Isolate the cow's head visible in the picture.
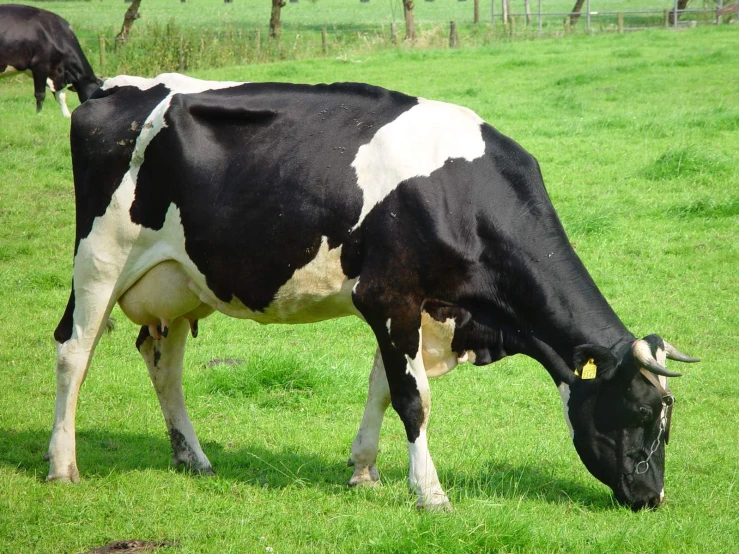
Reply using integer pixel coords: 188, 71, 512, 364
564, 335, 697, 510
420, 303, 698, 510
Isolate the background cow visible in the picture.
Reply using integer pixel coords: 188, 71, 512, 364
0, 4, 101, 117
48, 73, 698, 511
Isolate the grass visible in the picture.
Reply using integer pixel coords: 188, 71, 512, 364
0, 25, 738, 554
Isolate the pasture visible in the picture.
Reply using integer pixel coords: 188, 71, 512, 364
0, 24, 738, 554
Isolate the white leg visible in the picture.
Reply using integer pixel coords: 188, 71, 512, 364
48, 291, 114, 482
405, 352, 449, 510
138, 319, 213, 474
55, 89, 71, 118
349, 348, 390, 487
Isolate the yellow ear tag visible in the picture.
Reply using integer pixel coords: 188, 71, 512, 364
580, 358, 597, 380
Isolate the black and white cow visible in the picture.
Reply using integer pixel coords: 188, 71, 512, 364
49, 73, 698, 511
0, 4, 101, 117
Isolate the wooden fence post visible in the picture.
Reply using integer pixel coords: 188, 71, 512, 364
474, 0, 479, 23
617, 11, 624, 32
178, 35, 185, 71
98, 35, 106, 74
449, 20, 457, 47
663, 9, 669, 26
390, 21, 397, 44
255, 28, 261, 61
321, 27, 328, 54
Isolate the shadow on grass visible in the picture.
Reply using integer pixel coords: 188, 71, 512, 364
0, 427, 616, 510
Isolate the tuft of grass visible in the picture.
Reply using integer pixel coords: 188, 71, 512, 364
201, 352, 324, 408
642, 148, 733, 181
665, 197, 739, 220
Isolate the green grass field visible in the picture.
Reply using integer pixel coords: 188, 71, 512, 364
0, 24, 737, 554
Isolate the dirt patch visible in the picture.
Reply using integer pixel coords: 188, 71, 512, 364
84, 540, 176, 553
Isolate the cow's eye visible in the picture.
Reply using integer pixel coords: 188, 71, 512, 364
639, 406, 653, 420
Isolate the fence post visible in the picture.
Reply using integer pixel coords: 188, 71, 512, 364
449, 20, 457, 47
491, 0, 495, 27
586, 0, 591, 33
673, 0, 678, 28
564, 15, 571, 32
538, 0, 542, 32
509, 13, 515, 36
321, 27, 328, 54
179, 35, 185, 71
98, 35, 106, 74
663, 9, 669, 27
391, 21, 397, 44
617, 11, 624, 32
255, 28, 261, 61
716, 0, 723, 23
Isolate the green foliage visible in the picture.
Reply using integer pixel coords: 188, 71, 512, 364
0, 25, 737, 554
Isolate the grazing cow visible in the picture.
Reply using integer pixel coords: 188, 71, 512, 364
0, 4, 101, 117
48, 73, 698, 511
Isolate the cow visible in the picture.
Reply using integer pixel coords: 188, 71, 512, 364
47, 73, 699, 511
0, 4, 101, 117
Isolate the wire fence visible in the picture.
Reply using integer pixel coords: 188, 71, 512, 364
63, 0, 735, 76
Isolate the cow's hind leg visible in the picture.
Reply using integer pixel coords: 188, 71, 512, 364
348, 348, 390, 487
136, 321, 214, 475
48, 287, 116, 482
31, 65, 50, 113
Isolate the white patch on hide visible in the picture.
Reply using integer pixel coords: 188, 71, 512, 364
101, 72, 244, 93
558, 382, 574, 440
420, 312, 458, 378
196, 236, 360, 324
351, 97, 486, 230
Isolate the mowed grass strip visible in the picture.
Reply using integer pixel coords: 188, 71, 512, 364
0, 27, 737, 554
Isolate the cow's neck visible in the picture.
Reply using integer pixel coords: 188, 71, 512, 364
488, 208, 634, 384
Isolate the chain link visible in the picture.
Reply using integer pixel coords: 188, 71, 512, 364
635, 394, 674, 475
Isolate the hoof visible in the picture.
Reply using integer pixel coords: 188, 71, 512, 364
348, 464, 380, 487
47, 463, 80, 484
416, 496, 452, 512
194, 466, 216, 477
174, 458, 215, 477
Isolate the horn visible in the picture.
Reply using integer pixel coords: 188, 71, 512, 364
632, 340, 683, 378
664, 340, 700, 363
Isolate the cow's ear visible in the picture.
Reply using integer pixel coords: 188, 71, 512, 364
573, 345, 618, 381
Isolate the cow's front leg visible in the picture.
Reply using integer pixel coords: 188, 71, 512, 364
375, 320, 449, 510
349, 348, 390, 487
137, 321, 214, 475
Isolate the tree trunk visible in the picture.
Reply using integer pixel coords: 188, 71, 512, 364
474, 0, 480, 23
524, 0, 532, 25
115, 0, 142, 46
270, 0, 287, 39
669, 0, 691, 21
403, 0, 415, 41
568, 0, 586, 25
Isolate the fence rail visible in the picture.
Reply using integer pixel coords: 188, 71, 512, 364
63, 3, 734, 76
